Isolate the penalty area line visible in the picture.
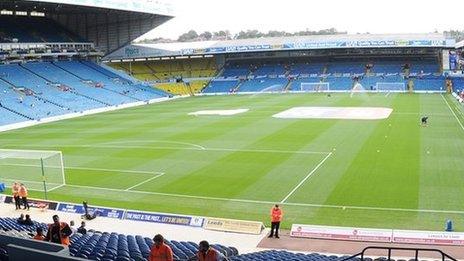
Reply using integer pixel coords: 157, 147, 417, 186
124, 173, 165, 191
280, 152, 333, 203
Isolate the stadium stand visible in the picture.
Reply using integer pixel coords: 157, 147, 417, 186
203, 79, 240, 93
326, 62, 366, 75
290, 62, 325, 75
0, 217, 238, 261
238, 77, 289, 92
111, 58, 216, 81
0, 61, 168, 126
200, 58, 446, 93
110, 58, 215, 95
0, 16, 85, 43
155, 80, 208, 95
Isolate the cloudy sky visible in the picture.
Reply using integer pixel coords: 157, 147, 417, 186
142, 0, 463, 40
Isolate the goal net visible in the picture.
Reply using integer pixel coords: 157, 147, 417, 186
300, 82, 330, 92
0, 149, 65, 192
376, 82, 406, 92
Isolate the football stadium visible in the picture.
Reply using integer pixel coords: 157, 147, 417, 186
1, 0, 464, 260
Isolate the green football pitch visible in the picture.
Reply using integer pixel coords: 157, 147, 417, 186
2, 93, 464, 231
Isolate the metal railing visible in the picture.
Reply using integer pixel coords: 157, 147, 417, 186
340, 246, 457, 261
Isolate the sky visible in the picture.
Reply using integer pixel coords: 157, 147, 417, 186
142, 0, 463, 40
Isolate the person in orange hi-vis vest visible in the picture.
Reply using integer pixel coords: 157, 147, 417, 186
268, 204, 283, 239
45, 215, 72, 246
18, 183, 29, 210
12, 182, 21, 210
33, 227, 45, 241
149, 234, 173, 261
190, 240, 226, 261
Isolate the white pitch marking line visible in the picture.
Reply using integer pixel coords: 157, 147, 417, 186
48, 184, 66, 192
124, 173, 165, 191
4, 144, 330, 155
103, 140, 206, 150
53, 183, 464, 215
385, 92, 391, 97
67, 166, 164, 175
0, 163, 162, 175
441, 94, 464, 132
1, 178, 62, 186
280, 152, 333, 203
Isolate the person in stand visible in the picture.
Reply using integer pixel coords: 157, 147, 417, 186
268, 204, 283, 239
77, 221, 87, 235
19, 183, 29, 210
149, 234, 173, 261
190, 240, 226, 261
33, 227, 45, 241
45, 215, 72, 246
12, 182, 21, 210
17, 214, 25, 225
24, 214, 33, 226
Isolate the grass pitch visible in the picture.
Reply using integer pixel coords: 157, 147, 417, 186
2, 93, 464, 231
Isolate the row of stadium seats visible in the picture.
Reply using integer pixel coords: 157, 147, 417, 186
230, 250, 346, 261
203, 75, 445, 93
111, 58, 217, 81
0, 60, 168, 126
219, 60, 441, 79
0, 15, 85, 43
0, 217, 238, 261
154, 80, 208, 95
69, 232, 238, 261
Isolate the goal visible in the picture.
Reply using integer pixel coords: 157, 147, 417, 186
375, 82, 406, 92
300, 82, 330, 92
0, 149, 65, 194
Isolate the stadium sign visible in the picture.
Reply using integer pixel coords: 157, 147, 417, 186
197, 40, 450, 55
290, 224, 393, 243
291, 224, 464, 246
4, 196, 59, 211
393, 230, 464, 246
57, 203, 125, 219
124, 210, 204, 227
203, 217, 265, 235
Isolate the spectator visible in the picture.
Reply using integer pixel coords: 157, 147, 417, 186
33, 227, 45, 241
12, 182, 21, 210
24, 214, 33, 226
191, 240, 226, 261
69, 220, 77, 234
45, 215, 72, 246
19, 183, 29, 210
268, 204, 283, 239
17, 214, 25, 225
77, 221, 87, 235
149, 234, 173, 261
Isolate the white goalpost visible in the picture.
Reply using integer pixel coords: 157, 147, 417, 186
375, 82, 406, 92
300, 82, 330, 92
0, 149, 65, 197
